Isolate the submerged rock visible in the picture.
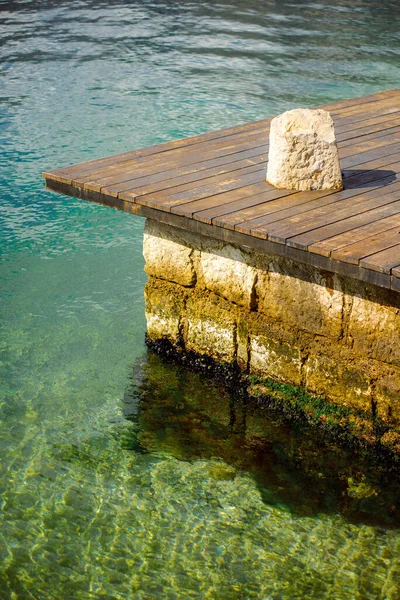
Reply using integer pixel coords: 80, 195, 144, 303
266, 108, 343, 191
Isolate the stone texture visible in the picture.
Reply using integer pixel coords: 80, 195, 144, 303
144, 278, 187, 344
304, 339, 373, 413
143, 219, 196, 286
256, 260, 344, 339
266, 108, 343, 191
249, 319, 307, 387
200, 245, 257, 308
347, 293, 400, 366
373, 366, 400, 421
186, 291, 237, 362
250, 335, 303, 387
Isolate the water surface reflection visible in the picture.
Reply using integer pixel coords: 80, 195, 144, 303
124, 352, 400, 529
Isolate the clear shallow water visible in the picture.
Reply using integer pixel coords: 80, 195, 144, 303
1, 0, 400, 597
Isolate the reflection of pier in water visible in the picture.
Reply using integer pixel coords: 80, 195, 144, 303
123, 352, 400, 529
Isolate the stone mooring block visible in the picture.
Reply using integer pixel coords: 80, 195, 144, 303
266, 108, 343, 191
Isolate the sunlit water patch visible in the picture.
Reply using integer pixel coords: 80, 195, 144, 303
1, 0, 400, 597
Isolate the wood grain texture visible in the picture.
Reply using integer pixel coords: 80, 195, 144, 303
231, 168, 400, 239
256, 178, 400, 247
359, 243, 400, 274
43, 89, 400, 292
331, 225, 400, 264
198, 155, 400, 233
292, 194, 400, 255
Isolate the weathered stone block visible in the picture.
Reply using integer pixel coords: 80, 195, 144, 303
199, 245, 257, 308
257, 260, 344, 339
143, 219, 196, 286
249, 319, 306, 387
266, 108, 343, 191
144, 278, 187, 344
304, 340, 373, 413
373, 366, 400, 421
250, 335, 303, 386
186, 291, 237, 362
347, 294, 400, 366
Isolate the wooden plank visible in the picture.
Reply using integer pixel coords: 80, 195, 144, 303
340, 145, 400, 173
210, 189, 321, 229
290, 194, 400, 255
74, 127, 268, 188
44, 91, 399, 187
328, 93, 399, 118
173, 185, 291, 221
42, 118, 269, 183
331, 225, 400, 264
78, 148, 260, 194
229, 167, 400, 237
259, 174, 400, 246
118, 154, 265, 198
245, 184, 400, 245
330, 103, 399, 128
338, 132, 400, 161
179, 147, 400, 227
339, 139, 400, 169
245, 173, 400, 243
332, 100, 400, 128
127, 165, 266, 210
248, 194, 400, 248
91, 146, 267, 198
359, 243, 400, 274
191, 166, 399, 230
315, 214, 400, 258
319, 89, 398, 112
338, 123, 400, 147
335, 113, 400, 138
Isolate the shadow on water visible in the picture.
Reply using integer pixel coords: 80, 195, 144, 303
122, 351, 400, 529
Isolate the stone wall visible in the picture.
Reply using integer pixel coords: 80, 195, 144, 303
143, 218, 400, 423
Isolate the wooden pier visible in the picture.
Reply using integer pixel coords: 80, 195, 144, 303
43, 89, 400, 292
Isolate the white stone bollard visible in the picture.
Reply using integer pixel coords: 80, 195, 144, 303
266, 108, 343, 191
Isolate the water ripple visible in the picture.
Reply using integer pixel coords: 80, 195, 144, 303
1, 1, 400, 597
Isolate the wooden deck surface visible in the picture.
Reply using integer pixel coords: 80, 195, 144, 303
43, 89, 400, 292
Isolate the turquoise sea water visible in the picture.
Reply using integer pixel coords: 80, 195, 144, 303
1, 1, 400, 597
